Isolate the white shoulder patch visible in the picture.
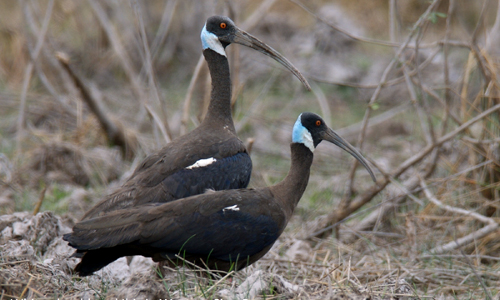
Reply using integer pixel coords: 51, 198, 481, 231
201, 24, 226, 57
186, 157, 217, 169
222, 205, 240, 212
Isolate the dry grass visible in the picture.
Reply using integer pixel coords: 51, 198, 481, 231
1, 0, 500, 299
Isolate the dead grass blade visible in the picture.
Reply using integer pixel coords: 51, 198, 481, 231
17, 276, 32, 299
87, 0, 170, 144
181, 55, 206, 135
32, 185, 47, 216
458, 245, 494, 300
150, 0, 178, 61
16, 0, 54, 156
132, 0, 172, 142
310, 82, 332, 125
87, 0, 143, 102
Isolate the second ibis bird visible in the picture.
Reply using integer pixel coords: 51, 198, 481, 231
81, 16, 310, 220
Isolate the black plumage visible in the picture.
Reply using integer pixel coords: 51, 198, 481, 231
80, 16, 309, 220
64, 112, 376, 276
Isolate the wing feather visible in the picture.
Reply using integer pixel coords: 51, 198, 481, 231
65, 189, 284, 261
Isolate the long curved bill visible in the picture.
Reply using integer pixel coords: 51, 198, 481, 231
232, 28, 311, 91
320, 127, 377, 182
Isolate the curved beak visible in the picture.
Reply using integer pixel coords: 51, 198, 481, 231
228, 28, 311, 91
320, 128, 376, 182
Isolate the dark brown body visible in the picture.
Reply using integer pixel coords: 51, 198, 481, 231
64, 144, 312, 276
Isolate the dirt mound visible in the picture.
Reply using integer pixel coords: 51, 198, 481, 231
0, 212, 148, 298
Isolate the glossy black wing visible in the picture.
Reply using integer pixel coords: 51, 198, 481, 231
147, 207, 280, 261
65, 189, 284, 267
81, 134, 251, 219
160, 152, 252, 200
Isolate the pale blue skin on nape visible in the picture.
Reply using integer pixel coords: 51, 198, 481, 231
201, 24, 226, 57
292, 114, 315, 152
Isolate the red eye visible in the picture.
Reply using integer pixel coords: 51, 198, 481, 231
220, 22, 227, 29
315, 120, 321, 126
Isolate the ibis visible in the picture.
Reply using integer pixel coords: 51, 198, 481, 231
80, 16, 310, 220
64, 112, 376, 276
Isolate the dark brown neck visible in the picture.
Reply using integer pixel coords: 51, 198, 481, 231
201, 49, 235, 131
270, 143, 313, 219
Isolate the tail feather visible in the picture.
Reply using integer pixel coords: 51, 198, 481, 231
74, 248, 130, 276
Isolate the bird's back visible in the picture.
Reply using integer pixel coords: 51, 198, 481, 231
81, 126, 251, 220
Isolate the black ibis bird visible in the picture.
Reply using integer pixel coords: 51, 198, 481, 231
80, 16, 310, 220
64, 112, 376, 276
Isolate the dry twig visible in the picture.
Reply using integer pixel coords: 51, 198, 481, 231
344, 0, 442, 196
55, 52, 138, 160
420, 178, 499, 254
88, 0, 170, 144
309, 102, 500, 239
290, 0, 469, 50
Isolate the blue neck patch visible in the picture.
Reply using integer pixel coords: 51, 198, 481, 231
201, 24, 226, 57
292, 114, 314, 152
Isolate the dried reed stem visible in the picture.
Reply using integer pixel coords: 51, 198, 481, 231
55, 52, 137, 160
23, 2, 75, 112
132, 0, 172, 142
403, 66, 433, 145
88, 0, 170, 144
180, 55, 206, 135
441, 0, 455, 137
150, 0, 178, 61
33, 185, 47, 216
16, 0, 54, 156
393, 103, 500, 178
310, 82, 332, 125
87, 0, 143, 102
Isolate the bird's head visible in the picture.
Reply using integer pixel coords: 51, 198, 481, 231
292, 112, 376, 182
201, 16, 311, 90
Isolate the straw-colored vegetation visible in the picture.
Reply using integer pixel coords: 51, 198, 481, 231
1, 0, 500, 299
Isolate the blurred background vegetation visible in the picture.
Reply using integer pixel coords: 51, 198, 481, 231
1, 0, 500, 298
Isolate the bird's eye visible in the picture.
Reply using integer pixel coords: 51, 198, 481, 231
315, 120, 321, 126
220, 22, 227, 29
